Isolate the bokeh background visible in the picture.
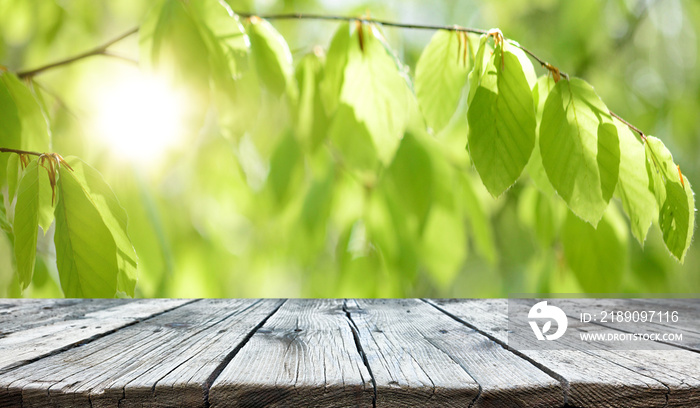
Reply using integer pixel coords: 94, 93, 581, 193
0, 0, 698, 297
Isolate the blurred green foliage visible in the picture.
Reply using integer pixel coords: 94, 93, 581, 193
0, 0, 698, 298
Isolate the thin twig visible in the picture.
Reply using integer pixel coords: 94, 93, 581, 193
101, 50, 140, 65
235, 12, 569, 77
236, 12, 489, 35
610, 111, 647, 142
506, 40, 570, 80
0, 147, 43, 157
239, 11, 649, 142
17, 27, 139, 79
9, 12, 650, 145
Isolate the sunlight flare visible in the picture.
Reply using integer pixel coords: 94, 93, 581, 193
93, 72, 185, 163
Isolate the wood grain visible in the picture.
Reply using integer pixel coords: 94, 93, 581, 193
0, 298, 190, 374
0, 299, 282, 408
428, 298, 696, 407
347, 299, 563, 407
557, 298, 700, 352
0, 299, 128, 338
0, 299, 697, 408
209, 299, 374, 408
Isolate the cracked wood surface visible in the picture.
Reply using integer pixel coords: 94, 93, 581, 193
0, 299, 698, 407
429, 299, 700, 408
346, 299, 563, 407
0, 298, 190, 374
208, 299, 374, 408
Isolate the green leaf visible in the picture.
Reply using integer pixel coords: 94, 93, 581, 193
190, 0, 249, 81
139, 0, 215, 134
0, 193, 15, 245
384, 132, 433, 231
518, 183, 563, 247
533, 75, 556, 121
597, 122, 620, 202
462, 174, 497, 264
526, 75, 557, 196
0, 73, 50, 152
562, 206, 628, 292
415, 30, 471, 134
295, 52, 329, 151
467, 43, 536, 196
54, 165, 119, 297
189, 1, 259, 142
268, 132, 302, 205
614, 120, 655, 244
13, 160, 53, 289
246, 17, 295, 98
139, 0, 210, 87
539, 78, 618, 226
329, 104, 378, 172
6, 154, 21, 202
320, 22, 350, 115
64, 158, 137, 296
507, 43, 537, 89
301, 166, 335, 233
420, 204, 466, 288
645, 136, 695, 262
340, 24, 410, 165
467, 34, 489, 104
0, 192, 12, 238
0, 74, 21, 186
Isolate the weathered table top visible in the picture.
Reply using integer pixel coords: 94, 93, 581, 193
0, 298, 698, 407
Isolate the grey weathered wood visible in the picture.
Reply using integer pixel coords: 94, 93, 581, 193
556, 298, 700, 351
0, 299, 128, 342
0, 299, 698, 408
209, 299, 374, 408
347, 299, 563, 407
0, 299, 282, 408
0, 299, 112, 327
0, 298, 190, 374
543, 299, 700, 407
428, 299, 700, 407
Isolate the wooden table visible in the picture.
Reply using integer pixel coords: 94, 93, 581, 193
0, 299, 698, 407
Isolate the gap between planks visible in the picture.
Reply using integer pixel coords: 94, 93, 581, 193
426, 299, 700, 407
3, 299, 565, 407
343, 301, 378, 408
0, 299, 199, 376
422, 299, 572, 405
202, 299, 288, 407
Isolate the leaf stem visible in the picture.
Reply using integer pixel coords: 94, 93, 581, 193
610, 111, 647, 142
16, 27, 139, 79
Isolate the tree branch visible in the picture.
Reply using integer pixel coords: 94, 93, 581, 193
0, 147, 43, 157
236, 12, 490, 35
610, 111, 647, 142
238, 11, 650, 142
9, 12, 649, 144
16, 27, 139, 79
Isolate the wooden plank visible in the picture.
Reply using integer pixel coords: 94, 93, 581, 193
558, 298, 700, 351
0, 299, 125, 338
1, 299, 696, 407
539, 305, 700, 407
541, 299, 700, 407
209, 299, 374, 408
0, 298, 190, 374
0, 299, 282, 408
428, 299, 693, 407
347, 299, 563, 407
